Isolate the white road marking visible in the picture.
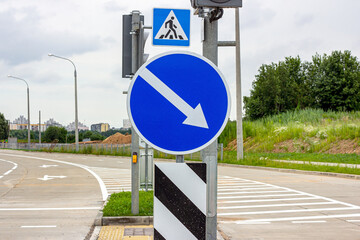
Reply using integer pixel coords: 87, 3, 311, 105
39, 164, 58, 168
218, 176, 360, 225
218, 193, 305, 200
0, 207, 100, 211
292, 220, 327, 224
346, 220, 360, 223
3, 170, 12, 175
21, 225, 57, 228
218, 190, 290, 195
218, 207, 360, 216
225, 176, 360, 208
218, 201, 334, 210
218, 187, 279, 192
88, 167, 132, 195
0, 153, 108, 200
221, 214, 360, 224
219, 197, 318, 204
218, 184, 271, 188
38, 175, 67, 181
0, 158, 18, 179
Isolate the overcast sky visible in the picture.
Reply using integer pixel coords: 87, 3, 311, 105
1, 0, 359, 128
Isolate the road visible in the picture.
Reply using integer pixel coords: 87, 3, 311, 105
1, 150, 360, 239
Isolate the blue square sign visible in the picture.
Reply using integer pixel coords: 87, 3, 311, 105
153, 8, 190, 46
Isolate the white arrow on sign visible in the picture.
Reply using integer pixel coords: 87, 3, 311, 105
38, 175, 67, 181
139, 68, 209, 129
39, 165, 58, 168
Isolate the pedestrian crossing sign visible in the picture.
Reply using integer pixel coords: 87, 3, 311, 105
153, 8, 190, 46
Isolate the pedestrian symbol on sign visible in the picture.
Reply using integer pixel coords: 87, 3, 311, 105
155, 11, 188, 41
153, 8, 190, 46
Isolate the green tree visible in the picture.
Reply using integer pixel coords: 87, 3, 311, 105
310, 50, 360, 111
244, 56, 306, 120
43, 126, 67, 143
0, 113, 9, 140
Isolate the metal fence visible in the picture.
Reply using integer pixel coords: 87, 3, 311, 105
0, 142, 224, 161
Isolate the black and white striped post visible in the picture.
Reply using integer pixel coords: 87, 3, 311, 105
154, 162, 207, 240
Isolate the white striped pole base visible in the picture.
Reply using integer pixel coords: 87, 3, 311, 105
154, 163, 207, 240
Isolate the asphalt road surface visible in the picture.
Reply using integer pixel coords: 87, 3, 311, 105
1, 150, 360, 240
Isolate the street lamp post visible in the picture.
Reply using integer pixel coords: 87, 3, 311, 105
48, 54, 79, 151
8, 75, 31, 148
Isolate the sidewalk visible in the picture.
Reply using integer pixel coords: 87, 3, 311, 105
91, 225, 226, 240
92, 225, 153, 240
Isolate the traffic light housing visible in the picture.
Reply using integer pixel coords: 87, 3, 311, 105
122, 13, 148, 78
191, 0, 242, 8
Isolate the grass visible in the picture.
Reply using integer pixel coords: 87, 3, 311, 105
221, 109, 360, 153
103, 191, 153, 217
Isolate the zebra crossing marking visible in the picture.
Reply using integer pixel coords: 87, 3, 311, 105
217, 175, 360, 224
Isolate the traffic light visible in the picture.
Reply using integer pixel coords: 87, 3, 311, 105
122, 12, 148, 78
191, 0, 242, 8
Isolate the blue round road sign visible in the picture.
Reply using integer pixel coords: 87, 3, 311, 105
127, 51, 230, 154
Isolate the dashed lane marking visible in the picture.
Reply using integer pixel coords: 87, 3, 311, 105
21, 225, 57, 228
0, 158, 18, 179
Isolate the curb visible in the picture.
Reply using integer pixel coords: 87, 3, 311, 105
101, 216, 153, 226
217, 162, 360, 180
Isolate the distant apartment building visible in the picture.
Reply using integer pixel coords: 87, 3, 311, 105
10, 123, 46, 132
44, 118, 62, 128
13, 115, 27, 124
91, 123, 110, 133
66, 122, 89, 132
11, 115, 47, 132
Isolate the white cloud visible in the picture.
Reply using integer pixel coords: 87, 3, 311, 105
0, 0, 359, 128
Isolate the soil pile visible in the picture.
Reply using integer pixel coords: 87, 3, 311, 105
102, 133, 131, 144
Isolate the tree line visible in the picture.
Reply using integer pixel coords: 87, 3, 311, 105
244, 50, 360, 120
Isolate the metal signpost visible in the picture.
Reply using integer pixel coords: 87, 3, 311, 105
123, 10, 150, 215
125, 3, 242, 238
127, 51, 230, 239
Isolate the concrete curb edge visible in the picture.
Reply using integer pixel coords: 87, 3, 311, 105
217, 162, 360, 180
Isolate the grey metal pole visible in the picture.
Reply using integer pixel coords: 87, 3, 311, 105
145, 143, 148, 191
202, 13, 218, 240
48, 54, 79, 151
235, 8, 244, 160
176, 155, 184, 163
220, 143, 223, 161
8, 75, 30, 149
39, 110, 41, 144
130, 10, 141, 215
131, 128, 140, 214
27, 86, 30, 149
74, 69, 79, 151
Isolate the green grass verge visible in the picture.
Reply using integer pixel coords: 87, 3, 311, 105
221, 151, 360, 175
103, 191, 153, 216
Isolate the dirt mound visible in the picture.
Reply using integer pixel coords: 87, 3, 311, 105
225, 139, 237, 151
225, 137, 360, 154
102, 133, 131, 144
